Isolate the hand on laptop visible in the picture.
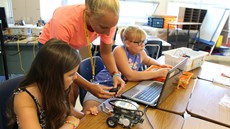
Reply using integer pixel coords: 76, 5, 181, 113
157, 68, 171, 77
160, 64, 172, 69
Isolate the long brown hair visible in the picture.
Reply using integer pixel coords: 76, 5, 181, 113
8, 38, 81, 129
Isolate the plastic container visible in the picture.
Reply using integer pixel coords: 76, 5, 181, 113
163, 17, 176, 29
148, 17, 164, 28
163, 47, 209, 71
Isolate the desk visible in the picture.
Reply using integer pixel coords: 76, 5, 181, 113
182, 117, 230, 129
191, 61, 230, 82
121, 79, 196, 115
8, 24, 43, 36
167, 22, 201, 48
187, 79, 230, 127
77, 108, 183, 129
0, 37, 38, 75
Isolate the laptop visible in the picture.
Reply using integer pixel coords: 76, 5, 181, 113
121, 58, 188, 107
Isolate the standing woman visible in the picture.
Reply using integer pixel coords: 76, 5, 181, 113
38, 0, 125, 100
7, 38, 81, 129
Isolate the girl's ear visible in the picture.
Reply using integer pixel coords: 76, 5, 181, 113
125, 40, 130, 47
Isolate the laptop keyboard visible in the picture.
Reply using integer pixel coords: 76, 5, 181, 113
134, 82, 163, 102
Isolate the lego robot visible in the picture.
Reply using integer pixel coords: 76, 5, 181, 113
101, 98, 144, 128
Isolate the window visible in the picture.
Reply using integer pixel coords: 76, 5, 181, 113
39, 0, 158, 26
40, 0, 62, 21
119, 0, 159, 26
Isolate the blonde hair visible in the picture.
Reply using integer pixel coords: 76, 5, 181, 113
85, 0, 120, 17
120, 25, 147, 43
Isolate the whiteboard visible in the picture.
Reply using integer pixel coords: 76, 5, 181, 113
199, 8, 230, 43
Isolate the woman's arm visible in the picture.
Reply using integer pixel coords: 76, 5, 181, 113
113, 47, 169, 81
100, 42, 125, 94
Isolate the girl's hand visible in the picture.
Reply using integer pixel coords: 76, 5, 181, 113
157, 68, 171, 77
160, 64, 172, 68
62, 116, 80, 129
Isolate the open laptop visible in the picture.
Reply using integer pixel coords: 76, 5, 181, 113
121, 58, 188, 107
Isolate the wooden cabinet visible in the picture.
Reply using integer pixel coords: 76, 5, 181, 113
178, 7, 207, 30
12, 0, 40, 24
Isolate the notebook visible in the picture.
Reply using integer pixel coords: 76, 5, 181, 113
121, 58, 188, 107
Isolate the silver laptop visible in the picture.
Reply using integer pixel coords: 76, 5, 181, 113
121, 58, 188, 107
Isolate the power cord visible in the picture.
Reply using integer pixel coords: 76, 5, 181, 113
5, 37, 38, 56
17, 40, 26, 74
144, 105, 154, 129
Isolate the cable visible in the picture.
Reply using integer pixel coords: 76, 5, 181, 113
17, 40, 26, 74
32, 37, 38, 58
144, 105, 154, 129
5, 40, 29, 56
6, 37, 38, 56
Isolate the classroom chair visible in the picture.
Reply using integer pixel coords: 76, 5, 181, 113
145, 39, 163, 59
77, 56, 105, 106
0, 76, 24, 129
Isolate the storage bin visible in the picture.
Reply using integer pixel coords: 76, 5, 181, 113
163, 47, 209, 71
148, 17, 164, 28
163, 17, 176, 29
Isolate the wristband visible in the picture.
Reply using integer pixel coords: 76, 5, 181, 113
113, 73, 121, 79
64, 121, 77, 129
111, 71, 120, 75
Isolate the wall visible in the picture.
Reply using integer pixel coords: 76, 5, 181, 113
12, 0, 40, 24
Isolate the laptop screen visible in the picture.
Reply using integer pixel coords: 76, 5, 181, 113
156, 58, 188, 106
121, 58, 188, 107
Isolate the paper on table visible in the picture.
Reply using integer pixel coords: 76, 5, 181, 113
212, 75, 230, 86
219, 94, 230, 109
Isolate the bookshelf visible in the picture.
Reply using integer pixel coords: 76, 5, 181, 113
178, 7, 207, 30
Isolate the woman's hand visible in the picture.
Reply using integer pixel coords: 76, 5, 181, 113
112, 76, 125, 96
89, 84, 115, 99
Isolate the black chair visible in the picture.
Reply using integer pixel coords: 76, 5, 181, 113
145, 40, 163, 59
77, 56, 105, 106
0, 76, 24, 129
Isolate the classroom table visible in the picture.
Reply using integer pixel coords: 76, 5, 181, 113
167, 22, 201, 48
115, 78, 196, 116
191, 61, 230, 82
77, 106, 183, 129
0, 37, 39, 75
182, 117, 230, 129
187, 79, 230, 127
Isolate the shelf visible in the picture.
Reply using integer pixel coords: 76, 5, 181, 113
178, 7, 207, 30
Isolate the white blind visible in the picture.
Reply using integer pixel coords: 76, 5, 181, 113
40, 0, 61, 21
119, 1, 159, 26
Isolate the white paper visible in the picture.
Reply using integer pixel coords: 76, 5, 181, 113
219, 94, 230, 109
